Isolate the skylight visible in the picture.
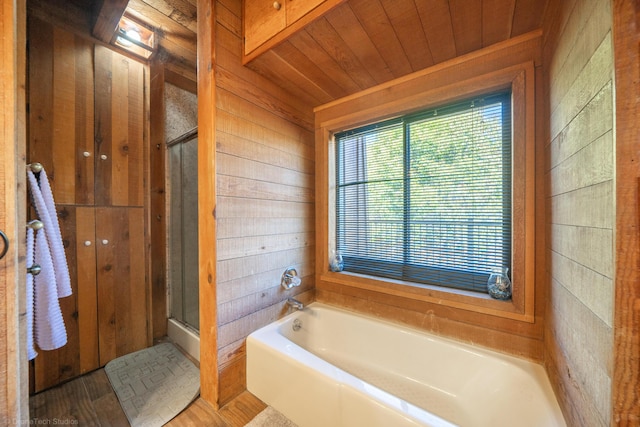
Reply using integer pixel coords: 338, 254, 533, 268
113, 15, 155, 59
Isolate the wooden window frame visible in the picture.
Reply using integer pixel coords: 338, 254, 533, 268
315, 61, 536, 323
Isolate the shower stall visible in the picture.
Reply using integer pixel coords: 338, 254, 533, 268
167, 128, 200, 360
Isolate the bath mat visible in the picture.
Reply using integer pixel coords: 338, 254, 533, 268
105, 342, 200, 426
246, 407, 299, 427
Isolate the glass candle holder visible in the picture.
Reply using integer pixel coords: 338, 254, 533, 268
329, 250, 344, 272
487, 267, 511, 300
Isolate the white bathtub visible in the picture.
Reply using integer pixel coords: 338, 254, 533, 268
247, 302, 566, 427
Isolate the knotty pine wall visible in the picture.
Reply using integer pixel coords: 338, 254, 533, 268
214, 0, 316, 404
542, 0, 614, 425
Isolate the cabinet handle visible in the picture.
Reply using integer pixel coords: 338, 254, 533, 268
83, 151, 91, 158
273, 1, 281, 10
101, 239, 109, 245
100, 154, 108, 160
84, 240, 92, 247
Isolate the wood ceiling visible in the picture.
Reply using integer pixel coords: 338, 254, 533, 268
245, 0, 549, 107
94, 0, 549, 109
30, 0, 548, 109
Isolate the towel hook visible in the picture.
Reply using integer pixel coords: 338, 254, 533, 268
27, 220, 44, 230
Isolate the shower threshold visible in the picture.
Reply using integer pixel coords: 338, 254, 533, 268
167, 318, 200, 362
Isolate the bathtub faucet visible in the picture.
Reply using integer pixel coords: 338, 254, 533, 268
286, 297, 304, 310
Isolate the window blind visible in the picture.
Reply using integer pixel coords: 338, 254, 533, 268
335, 92, 512, 293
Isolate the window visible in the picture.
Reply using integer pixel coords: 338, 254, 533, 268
334, 92, 512, 294
317, 58, 536, 322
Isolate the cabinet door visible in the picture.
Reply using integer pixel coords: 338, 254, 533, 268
94, 45, 145, 207
28, 18, 95, 206
96, 207, 148, 365
244, 0, 287, 54
32, 206, 99, 393
286, 0, 324, 25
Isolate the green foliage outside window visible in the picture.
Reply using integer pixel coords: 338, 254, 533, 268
335, 92, 512, 292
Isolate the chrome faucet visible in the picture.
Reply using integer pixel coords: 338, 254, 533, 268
286, 297, 304, 310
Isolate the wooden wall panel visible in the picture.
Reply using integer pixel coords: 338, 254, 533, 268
0, 0, 28, 420
542, 0, 615, 424
149, 60, 167, 339
27, 17, 54, 177
611, 0, 640, 423
213, 0, 316, 406
197, 0, 219, 407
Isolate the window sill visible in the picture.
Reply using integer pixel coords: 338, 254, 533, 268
318, 270, 534, 323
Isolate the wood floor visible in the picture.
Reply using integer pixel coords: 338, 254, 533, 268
29, 368, 267, 426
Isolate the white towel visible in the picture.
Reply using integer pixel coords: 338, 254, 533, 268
26, 227, 37, 360
36, 168, 72, 297
27, 167, 71, 351
33, 227, 67, 350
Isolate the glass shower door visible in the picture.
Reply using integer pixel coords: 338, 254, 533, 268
168, 132, 199, 330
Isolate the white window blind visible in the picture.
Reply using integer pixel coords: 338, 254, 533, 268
335, 92, 512, 293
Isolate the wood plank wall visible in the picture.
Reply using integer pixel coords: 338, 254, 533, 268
611, 0, 640, 423
0, 0, 28, 421
542, 0, 615, 425
196, 0, 218, 406
213, 0, 316, 405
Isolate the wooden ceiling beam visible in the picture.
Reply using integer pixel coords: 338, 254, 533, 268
92, 0, 130, 43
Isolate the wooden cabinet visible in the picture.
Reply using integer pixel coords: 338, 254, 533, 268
28, 18, 150, 392
243, 0, 342, 61
286, 0, 325, 25
244, 0, 287, 55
